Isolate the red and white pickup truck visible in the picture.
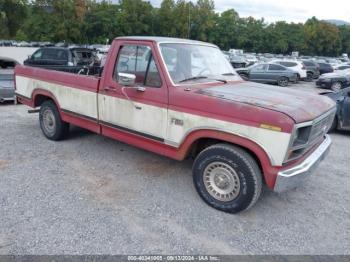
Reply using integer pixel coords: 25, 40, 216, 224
15, 37, 336, 213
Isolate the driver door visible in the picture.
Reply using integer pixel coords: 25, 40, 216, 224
341, 90, 350, 129
99, 42, 168, 142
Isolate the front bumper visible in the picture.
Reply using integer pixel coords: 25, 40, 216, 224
274, 135, 331, 193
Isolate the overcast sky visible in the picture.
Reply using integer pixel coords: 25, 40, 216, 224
147, 0, 350, 23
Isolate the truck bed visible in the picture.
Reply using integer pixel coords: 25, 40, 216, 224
15, 65, 100, 125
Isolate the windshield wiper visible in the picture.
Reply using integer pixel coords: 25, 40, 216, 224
222, 73, 236, 76
179, 76, 208, 83
179, 76, 227, 84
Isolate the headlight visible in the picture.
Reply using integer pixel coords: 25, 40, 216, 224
285, 125, 312, 163
292, 125, 312, 147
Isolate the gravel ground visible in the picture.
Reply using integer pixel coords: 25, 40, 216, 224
0, 81, 350, 255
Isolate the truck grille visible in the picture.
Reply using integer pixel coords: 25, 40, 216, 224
285, 109, 336, 163
309, 112, 335, 145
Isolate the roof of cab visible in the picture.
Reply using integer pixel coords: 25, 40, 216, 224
114, 36, 217, 47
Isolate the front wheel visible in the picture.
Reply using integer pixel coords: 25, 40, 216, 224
39, 100, 69, 141
192, 144, 262, 214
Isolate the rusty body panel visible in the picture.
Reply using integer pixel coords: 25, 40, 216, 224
196, 82, 335, 123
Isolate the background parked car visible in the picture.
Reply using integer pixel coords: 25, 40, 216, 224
236, 63, 297, 86
316, 69, 350, 91
0, 68, 15, 103
318, 62, 334, 75
302, 60, 320, 79
321, 87, 350, 131
229, 55, 248, 68
334, 64, 350, 71
24, 47, 101, 75
273, 60, 307, 80
244, 54, 258, 66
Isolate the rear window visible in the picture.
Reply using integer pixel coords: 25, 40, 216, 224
42, 49, 68, 61
73, 50, 94, 59
319, 63, 332, 68
303, 61, 314, 66
279, 61, 297, 67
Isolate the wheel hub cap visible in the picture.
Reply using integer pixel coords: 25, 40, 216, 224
43, 109, 56, 134
204, 162, 241, 202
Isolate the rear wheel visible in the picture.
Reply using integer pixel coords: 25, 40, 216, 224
306, 72, 313, 81
192, 144, 262, 214
278, 77, 289, 87
331, 82, 342, 91
39, 100, 69, 141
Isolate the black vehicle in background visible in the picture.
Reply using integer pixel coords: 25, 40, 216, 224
24, 47, 101, 75
321, 86, 350, 132
236, 63, 297, 86
316, 70, 350, 91
318, 62, 334, 75
302, 60, 320, 79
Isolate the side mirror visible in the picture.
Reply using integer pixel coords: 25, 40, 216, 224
118, 72, 136, 86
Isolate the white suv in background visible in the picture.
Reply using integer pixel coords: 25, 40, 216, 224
273, 60, 307, 80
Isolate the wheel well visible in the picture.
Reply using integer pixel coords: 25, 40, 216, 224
188, 138, 263, 176
34, 95, 52, 107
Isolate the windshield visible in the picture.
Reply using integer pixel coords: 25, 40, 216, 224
160, 43, 239, 85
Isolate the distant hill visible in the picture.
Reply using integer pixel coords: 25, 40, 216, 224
325, 19, 350, 26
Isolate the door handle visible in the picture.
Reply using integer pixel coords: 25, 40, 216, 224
105, 86, 117, 92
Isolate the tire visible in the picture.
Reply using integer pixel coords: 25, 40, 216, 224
306, 72, 313, 81
39, 100, 69, 141
277, 77, 289, 87
331, 82, 342, 91
192, 143, 262, 214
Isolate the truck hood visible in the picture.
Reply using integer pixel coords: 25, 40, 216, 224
197, 81, 335, 123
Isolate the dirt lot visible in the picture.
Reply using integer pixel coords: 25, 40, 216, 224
0, 81, 349, 255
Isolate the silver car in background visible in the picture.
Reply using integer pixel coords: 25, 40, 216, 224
0, 68, 15, 103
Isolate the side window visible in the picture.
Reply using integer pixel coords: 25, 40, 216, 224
115, 45, 161, 88
56, 50, 68, 61
32, 50, 43, 60
145, 57, 162, 87
251, 64, 267, 72
268, 64, 285, 71
42, 49, 60, 60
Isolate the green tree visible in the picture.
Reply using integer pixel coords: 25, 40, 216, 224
215, 9, 240, 50
1, 0, 28, 37
191, 0, 216, 42
339, 25, 350, 54
304, 17, 341, 56
0, 10, 9, 38
156, 0, 176, 37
